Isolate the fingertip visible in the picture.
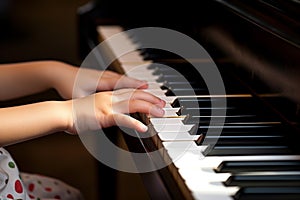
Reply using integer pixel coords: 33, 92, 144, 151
150, 105, 165, 117
155, 99, 166, 108
137, 81, 149, 89
138, 124, 148, 132
160, 99, 166, 107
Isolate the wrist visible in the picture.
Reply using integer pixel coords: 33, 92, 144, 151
48, 61, 78, 99
55, 100, 75, 134
42, 60, 73, 82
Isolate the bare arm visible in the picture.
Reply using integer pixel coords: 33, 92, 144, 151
0, 90, 165, 147
0, 60, 164, 146
0, 61, 58, 101
0, 101, 70, 146
0, 60, 148, 100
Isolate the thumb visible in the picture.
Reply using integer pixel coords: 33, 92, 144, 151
113, 113, 148, 133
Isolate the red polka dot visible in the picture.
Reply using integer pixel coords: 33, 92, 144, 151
45, 187, 52, 192
29, 194, 35, 199
54, 195, 61, 199
15, 179, 23, 193
7, 194, 14, 199
28, 183, 35, 192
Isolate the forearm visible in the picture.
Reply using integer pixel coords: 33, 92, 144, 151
0, 101, 71, 146
0, 61, 77, 101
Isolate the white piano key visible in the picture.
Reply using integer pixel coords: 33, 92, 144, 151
164, 141, 300, 200
142, 88, 167, 96
105, 35, 138, 53
161, 107, 180, 118
118, 51, 144, 63
163, 103, 173, 108
97, 25, 124, 39
176, 155, 300, 200
126, 71, 155, 77
127, 75, 158, 82
173, 155, 300, 169
122, 62, 153, 72
148, 109, 180, 118
188, 177, 238, 200
161, 96, 177, 104
150, 118, 184, 125
152, 124, 194, 132
180, 164, 238, 200
145, 82, 163, 89
158, 131, 200, 141
98, 26, 147, 64
162, 141, 207, 161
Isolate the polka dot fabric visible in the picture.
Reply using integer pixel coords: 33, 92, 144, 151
0, 148, 84, 200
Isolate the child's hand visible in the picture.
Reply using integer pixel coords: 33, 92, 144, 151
65, 88, 165, 134
52, 62, 148, 99
0, 61, 163, 146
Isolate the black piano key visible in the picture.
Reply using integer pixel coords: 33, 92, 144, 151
193, 123, 286, 146
172, 99, 281, 124
189, 124, 284, 136
172, 96, 275, 112
140, 48, 181, 61
150, 62, 207, 76
177, 107, 219, 116
152, 67, 202, 77
233, 186, 300, 200
151, 62, 251, 94
152, 64, 204, 77
176, 105, 250, 115
188, 122, 289, 136
156, 76, 203, 85
182, 114, 275, 124
206, 145, 293, 156
204, 134, 285, 146
162, 81, 200, 87
171, 97, 210, 108
207, 128, 285, 137
215, 160, 300, 173
165, 88, 209, 96
152, 67, 250, 95
195, 124, 300, 154
174, 97, 281, 116
196, 132, 284, 146
171, 96, 263, 109
177, 105, 278, 118
151, 67, 177, 75
224, 173, 300, 187
181, 112, 270, 122
162, 82, 206, 89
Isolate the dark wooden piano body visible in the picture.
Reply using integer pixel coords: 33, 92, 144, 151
77, 0, 300, 199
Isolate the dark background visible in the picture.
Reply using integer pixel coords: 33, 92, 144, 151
0, 1, 99, 199
0, 1, 150, 199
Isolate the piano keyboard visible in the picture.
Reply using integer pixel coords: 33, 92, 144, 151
96, 25, 300, 200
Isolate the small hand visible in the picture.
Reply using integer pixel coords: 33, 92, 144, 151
66, 88, 165, 134
55, 64, 148, 99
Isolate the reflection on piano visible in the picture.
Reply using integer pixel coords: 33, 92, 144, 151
78, 0, 300, 199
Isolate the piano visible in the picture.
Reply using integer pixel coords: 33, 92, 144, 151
77, 0, 300, 199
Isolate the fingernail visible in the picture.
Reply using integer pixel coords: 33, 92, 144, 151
138, 81, 148, 89
160, 99, 166, 106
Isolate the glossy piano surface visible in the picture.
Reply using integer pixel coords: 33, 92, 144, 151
77, 0, 300, 199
